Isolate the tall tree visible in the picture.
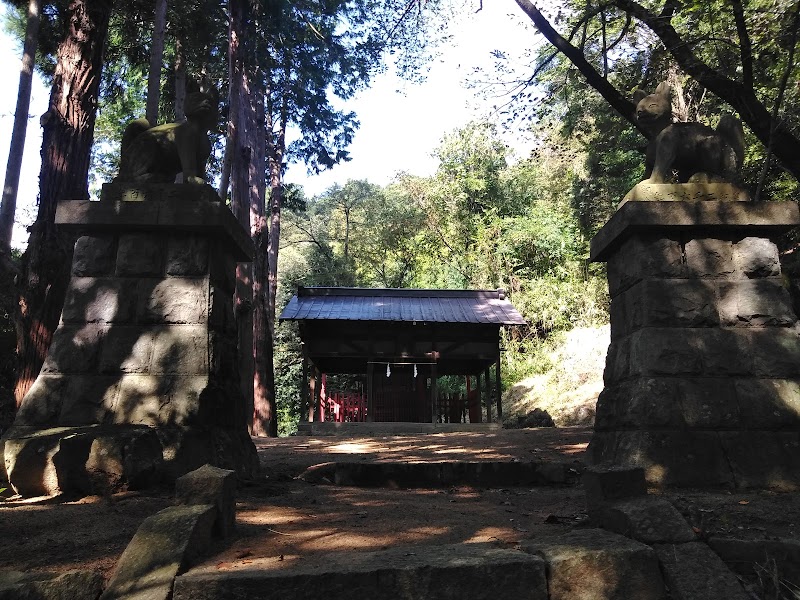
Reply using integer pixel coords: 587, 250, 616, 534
145, 0, 167, 124
1, 0, 42, 255
13, 0, 113, 405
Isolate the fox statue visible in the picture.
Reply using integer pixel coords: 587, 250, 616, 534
633, 81, 745, 184
115, 78, 219, 185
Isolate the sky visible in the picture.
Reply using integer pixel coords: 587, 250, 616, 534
0, 2, 539, 249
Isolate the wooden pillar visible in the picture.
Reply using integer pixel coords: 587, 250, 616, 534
301, 349, 309, 423
366, 362, 374, 422
495, 353, 503, 421
474, 372, 482, 423
484, 367, 492, 423
430, 362, 438, 424
308, 367, 317, 422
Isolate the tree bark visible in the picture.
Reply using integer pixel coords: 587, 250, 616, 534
174, 31, 187, 121
13, 0, 113, 406
1, 0, 42, 254
146, 0, 168, 125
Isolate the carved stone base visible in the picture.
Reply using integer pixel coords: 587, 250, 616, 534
590, 201, 800, 489
620, 182, 750, 207
2, 186, 259, 496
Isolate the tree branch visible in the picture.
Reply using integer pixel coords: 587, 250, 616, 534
513, 0, 647, 136
729, 0, 753, 88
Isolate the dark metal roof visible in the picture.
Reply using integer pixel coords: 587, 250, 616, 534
279, 287, 526, 325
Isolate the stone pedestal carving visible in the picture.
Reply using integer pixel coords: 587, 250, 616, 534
3, 183, 259, 496
590, 200, 800, 489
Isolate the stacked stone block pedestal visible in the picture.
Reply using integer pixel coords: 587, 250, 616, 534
589, 200, 800, 489
3, 184, 259, 496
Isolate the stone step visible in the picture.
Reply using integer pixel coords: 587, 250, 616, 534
298, 460, 581, 488
174, 530, 666, 600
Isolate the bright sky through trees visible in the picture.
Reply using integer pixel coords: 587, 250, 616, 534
0, 2, 537, 249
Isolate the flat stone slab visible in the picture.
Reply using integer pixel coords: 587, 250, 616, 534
296, 422, 502, 436
654, 542, 750, 600
298, 460, 579, 488
589, 497, 697, 544
101, 504, 216, 600
0, 569, 104, 600
174, 542, 548, 600
590, 200, 800, 262
521, 528, 666, 600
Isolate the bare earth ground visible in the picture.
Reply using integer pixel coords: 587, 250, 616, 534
1, 427, 799, 583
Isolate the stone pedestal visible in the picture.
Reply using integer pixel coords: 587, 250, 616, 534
590, 200, 800, 489
3, 183, 259, 496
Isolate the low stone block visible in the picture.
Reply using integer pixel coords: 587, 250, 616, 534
4, 428, 94, 496
140, 278, 209, 324
116, 234, 164, 277
638, 279, 719, 328
150, 326, 208, 375
593, 379, 684, 430
4, 432, 62, 496
174, 542, 548, 600
707, 537, 800, 587
15, 375, 69, 426
654, 542, 749, 600
99, 327, 155, 374
58, 376, 120, 426
746, 328, 800, 377
718, 279, 796, 327
166, 236, 209, 276
175, 464, 236, 538
73, 235, 116, 276
684, 238, 734, 278
718, 431, 800, 490
674, 378, 739, 429
42, 325, 107, 375
114, 375, 207, 427
583, 466, 646, 509
101, 504, 216, 600
734, 378, 800, 429
522, 529, 666, 600
0, 569, 104, 600
62, 277, 138, 324
733, 237, 780, 278
86, 428, 163, 493
588, 430, 734, 488
590, 497, 696, 544
607, 237, 685, 297
629, 329, 704, 376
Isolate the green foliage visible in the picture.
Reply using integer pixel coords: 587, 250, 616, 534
274, 120, 611, 434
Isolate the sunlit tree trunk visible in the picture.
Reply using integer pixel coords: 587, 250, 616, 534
229, 0, 268, 434
1, 0, 42, 254
174, 34, 187, 121
146, 0, 168, 125
14, 0, 113, 406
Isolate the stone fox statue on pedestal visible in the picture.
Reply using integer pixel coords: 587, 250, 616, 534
115, 79, 219, 185
633, 81, 745, 184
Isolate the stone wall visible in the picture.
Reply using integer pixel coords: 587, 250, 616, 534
4, 184, 259, 495
589, 200, 800, 489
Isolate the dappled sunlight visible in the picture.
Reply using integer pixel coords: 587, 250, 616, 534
463, 526, 519, 544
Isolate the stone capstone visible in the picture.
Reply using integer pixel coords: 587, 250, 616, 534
654, 542, 750, 600
521, 528, 667, 600
100, 504, 216, 600
175, 464, 236, 538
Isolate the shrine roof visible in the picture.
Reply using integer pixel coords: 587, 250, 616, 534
279, 287, 526, 326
